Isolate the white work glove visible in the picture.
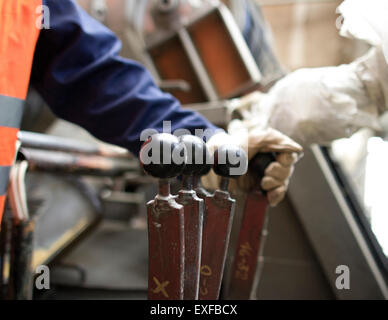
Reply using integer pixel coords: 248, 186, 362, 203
227, 0, 388, 147
338, 0, 388, 64
202, 126, 303, 207
229, 47, 388, 147
268, 49, 387, 146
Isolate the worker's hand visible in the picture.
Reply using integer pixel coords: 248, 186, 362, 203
202, 125, 303, 207
228, 48, 387, 147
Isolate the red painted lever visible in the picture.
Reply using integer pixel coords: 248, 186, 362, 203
228, 153, 275, 300
140, 133, 186, 300
199, 145, 248, 300
176, 135, 211, 300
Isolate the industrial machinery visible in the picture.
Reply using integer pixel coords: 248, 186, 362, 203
139, 133, 279, 300
2, 0, 388, 301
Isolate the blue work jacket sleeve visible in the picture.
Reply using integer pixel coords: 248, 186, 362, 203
30, 0, 219, 156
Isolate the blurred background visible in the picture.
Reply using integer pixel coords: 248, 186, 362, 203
3, 0, 386, 301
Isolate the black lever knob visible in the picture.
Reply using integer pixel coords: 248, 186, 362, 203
179, 135, 211, 177
213, 145, 248, 192
179, 135, 211, 191
140, 133, 186, 180
249, 152, 276, 192
213, 145, 248, 178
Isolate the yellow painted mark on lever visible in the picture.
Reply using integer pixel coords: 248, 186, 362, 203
152, 277, 170, 298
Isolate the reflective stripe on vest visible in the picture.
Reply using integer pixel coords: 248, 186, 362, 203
0, 0, 42, 222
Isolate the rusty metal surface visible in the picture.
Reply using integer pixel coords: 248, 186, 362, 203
228, 190, 269, 299
188, 10, 251, 98
147, 4, 261, 103
19, 131, 130, 158
139, 134, 187, 300
227, 153, 274, 299
148, 35, 208, 104
199, 190, 235, 300
147, 193, 185, 300
176, 188, 204, 300
21, 148, 138, 177
176, 135, 210, 300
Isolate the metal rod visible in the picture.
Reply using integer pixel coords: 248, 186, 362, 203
182, 175, 194, 191
20, 148, 138, 177
220, 177, 229, 192
158, 179, 171, 197
18, 131, 129, 158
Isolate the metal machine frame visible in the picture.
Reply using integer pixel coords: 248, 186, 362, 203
288, 146, 388, 299
146, 4, 262, 105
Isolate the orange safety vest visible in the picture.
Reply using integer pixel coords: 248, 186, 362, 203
0, 0, 42, 223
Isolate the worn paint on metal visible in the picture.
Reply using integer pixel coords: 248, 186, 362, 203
176, 189, 204, 300
147, 195, 185, 300
199, 190, 235, 300
228, 190, 268, 300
